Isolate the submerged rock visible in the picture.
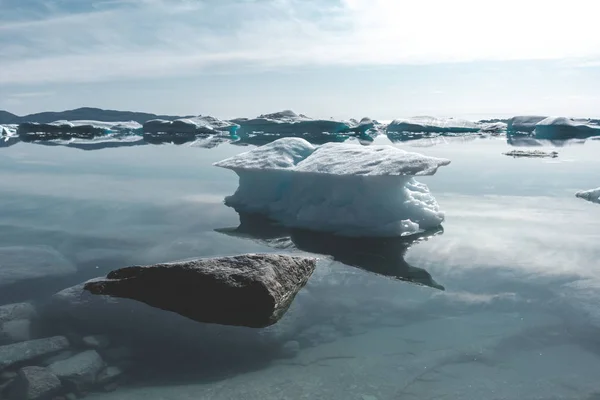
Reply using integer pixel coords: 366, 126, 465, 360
82, 335, 110, 349
95, 366, 122, 385
9, 366, 61, 400
83, 254, 316, 328
48, 350, 104, 388
0, 303, 37, 324
0, 319, 32, 344
0, 336, 70, 371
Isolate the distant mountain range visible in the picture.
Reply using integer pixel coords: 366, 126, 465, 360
0, 107, 190, 125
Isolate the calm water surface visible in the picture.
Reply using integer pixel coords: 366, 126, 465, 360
1, 137, 599, 400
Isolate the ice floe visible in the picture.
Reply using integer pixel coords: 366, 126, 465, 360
214, 138, 450, 237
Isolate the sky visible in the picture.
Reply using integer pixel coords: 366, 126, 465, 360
1, 0, 600, 120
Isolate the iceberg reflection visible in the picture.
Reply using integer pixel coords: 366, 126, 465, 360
216, 212, 445, 291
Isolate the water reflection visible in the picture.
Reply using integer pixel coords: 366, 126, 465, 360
506, 133, 588, 148
216, 212, 445, 290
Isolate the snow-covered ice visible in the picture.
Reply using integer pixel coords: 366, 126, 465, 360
214, 138, 450, 237
386, 116, 481, 134
534, 116, 600, 139
575, 187, 600, 204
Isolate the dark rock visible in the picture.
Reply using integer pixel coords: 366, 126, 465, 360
0, 303, 37, 324
0, 337, 70, 371
83, 254, 316, 328
48, 350, 104, 388
9, 367, 61, 400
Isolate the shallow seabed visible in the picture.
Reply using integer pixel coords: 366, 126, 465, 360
1, 137, 600, 400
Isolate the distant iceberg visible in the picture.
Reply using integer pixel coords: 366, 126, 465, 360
575, 187, 600, 204
17, 120, 142, 141
232, 110, 352, 136
143, 116, 239, 144
214, 138, 450, 237
534, 117, 600, 139
387, 116, 481, 134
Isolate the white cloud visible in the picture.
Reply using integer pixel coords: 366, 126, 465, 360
1, 0, 600, 84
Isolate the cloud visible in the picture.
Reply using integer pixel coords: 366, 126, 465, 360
1, 0, 600, 85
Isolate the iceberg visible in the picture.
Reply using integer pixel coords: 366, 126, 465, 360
386, 116, 481, 134
575, 187, 600, 204
17, 120, 142, 141
214, 138, 450, 237
231, 110, 352, 136
534, 117, 600, 139
506, 116, 547, 133
143, 116, 239, 144
479, 121, 508, 133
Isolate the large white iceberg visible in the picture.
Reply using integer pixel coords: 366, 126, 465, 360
143, 116, 238, 144
575, 187, 600, 204
231, 110, 351, 136
214, 138, 450, 237
386, 116, 480, 134
534, 117, 600, 139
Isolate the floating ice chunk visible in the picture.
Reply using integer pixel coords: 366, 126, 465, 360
386, 116, 480, 134
143, 116, 239, 144
507, 116, 547, 133
575, 187, 600, 204
1, 125, 19, 147
214, 138, 450, 237
231, 110, 351, 136
534, 117, 600, 139
503, 150, 558, 158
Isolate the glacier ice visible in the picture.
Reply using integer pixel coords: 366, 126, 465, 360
214, 138, 450, 237
534, 117, 600, 139
386, 116, 481, 134
143, 116, 239, 144
575, 187, 600, 204
507, 116, 548, 133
